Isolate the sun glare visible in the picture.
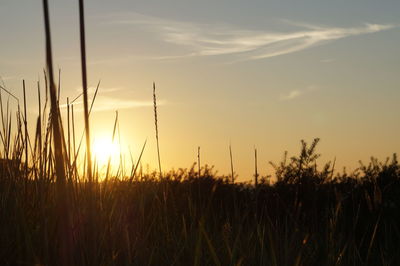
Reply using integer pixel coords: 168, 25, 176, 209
92, 137, 120, 169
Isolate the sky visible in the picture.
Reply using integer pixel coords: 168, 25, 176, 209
0, 0, 399, 181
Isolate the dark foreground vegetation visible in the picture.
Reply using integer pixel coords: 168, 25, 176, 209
1, 140, 399, 265
1, 0, 399, 265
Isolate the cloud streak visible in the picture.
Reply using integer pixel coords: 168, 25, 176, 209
61, 96, 165, 112
280, 86, 318, 101
73, 86, 123, 95
0, 76, 16, 82
106, 13, 394, 61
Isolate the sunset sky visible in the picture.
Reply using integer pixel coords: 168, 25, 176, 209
1, 0, 399, 181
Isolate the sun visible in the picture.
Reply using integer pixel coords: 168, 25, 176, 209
92, 137, 120, 169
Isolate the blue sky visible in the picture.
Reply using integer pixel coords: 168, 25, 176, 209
0, 0, 399, 180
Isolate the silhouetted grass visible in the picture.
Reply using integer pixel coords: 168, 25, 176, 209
1, 1, 399, 265
1, 136, 400, 265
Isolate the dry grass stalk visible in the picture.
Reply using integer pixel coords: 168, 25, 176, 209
42, 0, 66, 183
78, 0, 92, 183
129, 139, 147, 182
105, 111, 118, 180
42, 0, 70, 265
198, 146, 201, 177
153, 82, 162, 177
229, 144, 234, 183
254, 147, 258, 187
36, 81, 43, 178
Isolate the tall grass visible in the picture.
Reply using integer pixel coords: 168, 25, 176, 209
229, 144, 235, 183
0, 1, 399, 265
1, 131, 399, 265
153, 82, 162, 177
254, 146, 258, 187
78, 0, 92, 182
197, 146, 201, 177
42, 1, 72, 265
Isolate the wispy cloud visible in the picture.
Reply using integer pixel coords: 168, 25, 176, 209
281, 90, 302, 101
62, 96, 165, 112
74, 86, 122, 95
280, 86, 318, 101
105, 13, 394, 61
0, 75, 16, 81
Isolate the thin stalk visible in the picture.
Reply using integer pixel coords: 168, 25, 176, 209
23, 80, 28, 177
330, 157, 336, 180
153, 82, 162, 177
78, 0, 92, 183
42, 0, 66, 182
0, 84, 19, 102
129, 139, 147, 182
57, 68, 61, 103
71, 104, 77, 179
105, 111, 118, 180
67, 97, 71, 176
129, 147, 135, 178
89, 80, 100, 113
78, 2, 96, 264
117, 119, 124, 178
229, 144, 234, 183
197, 146, 201, 177
42, 1, 70, 265
37, 81, 42, 178
0, 90, 5, 157
254, 147, 258, 187
68, 82, 100, 179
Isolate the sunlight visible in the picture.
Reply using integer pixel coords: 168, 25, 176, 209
92, 137, 120, 169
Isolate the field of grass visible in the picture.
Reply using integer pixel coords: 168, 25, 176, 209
1, 144, 400, 265
1, 0, 399, 265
